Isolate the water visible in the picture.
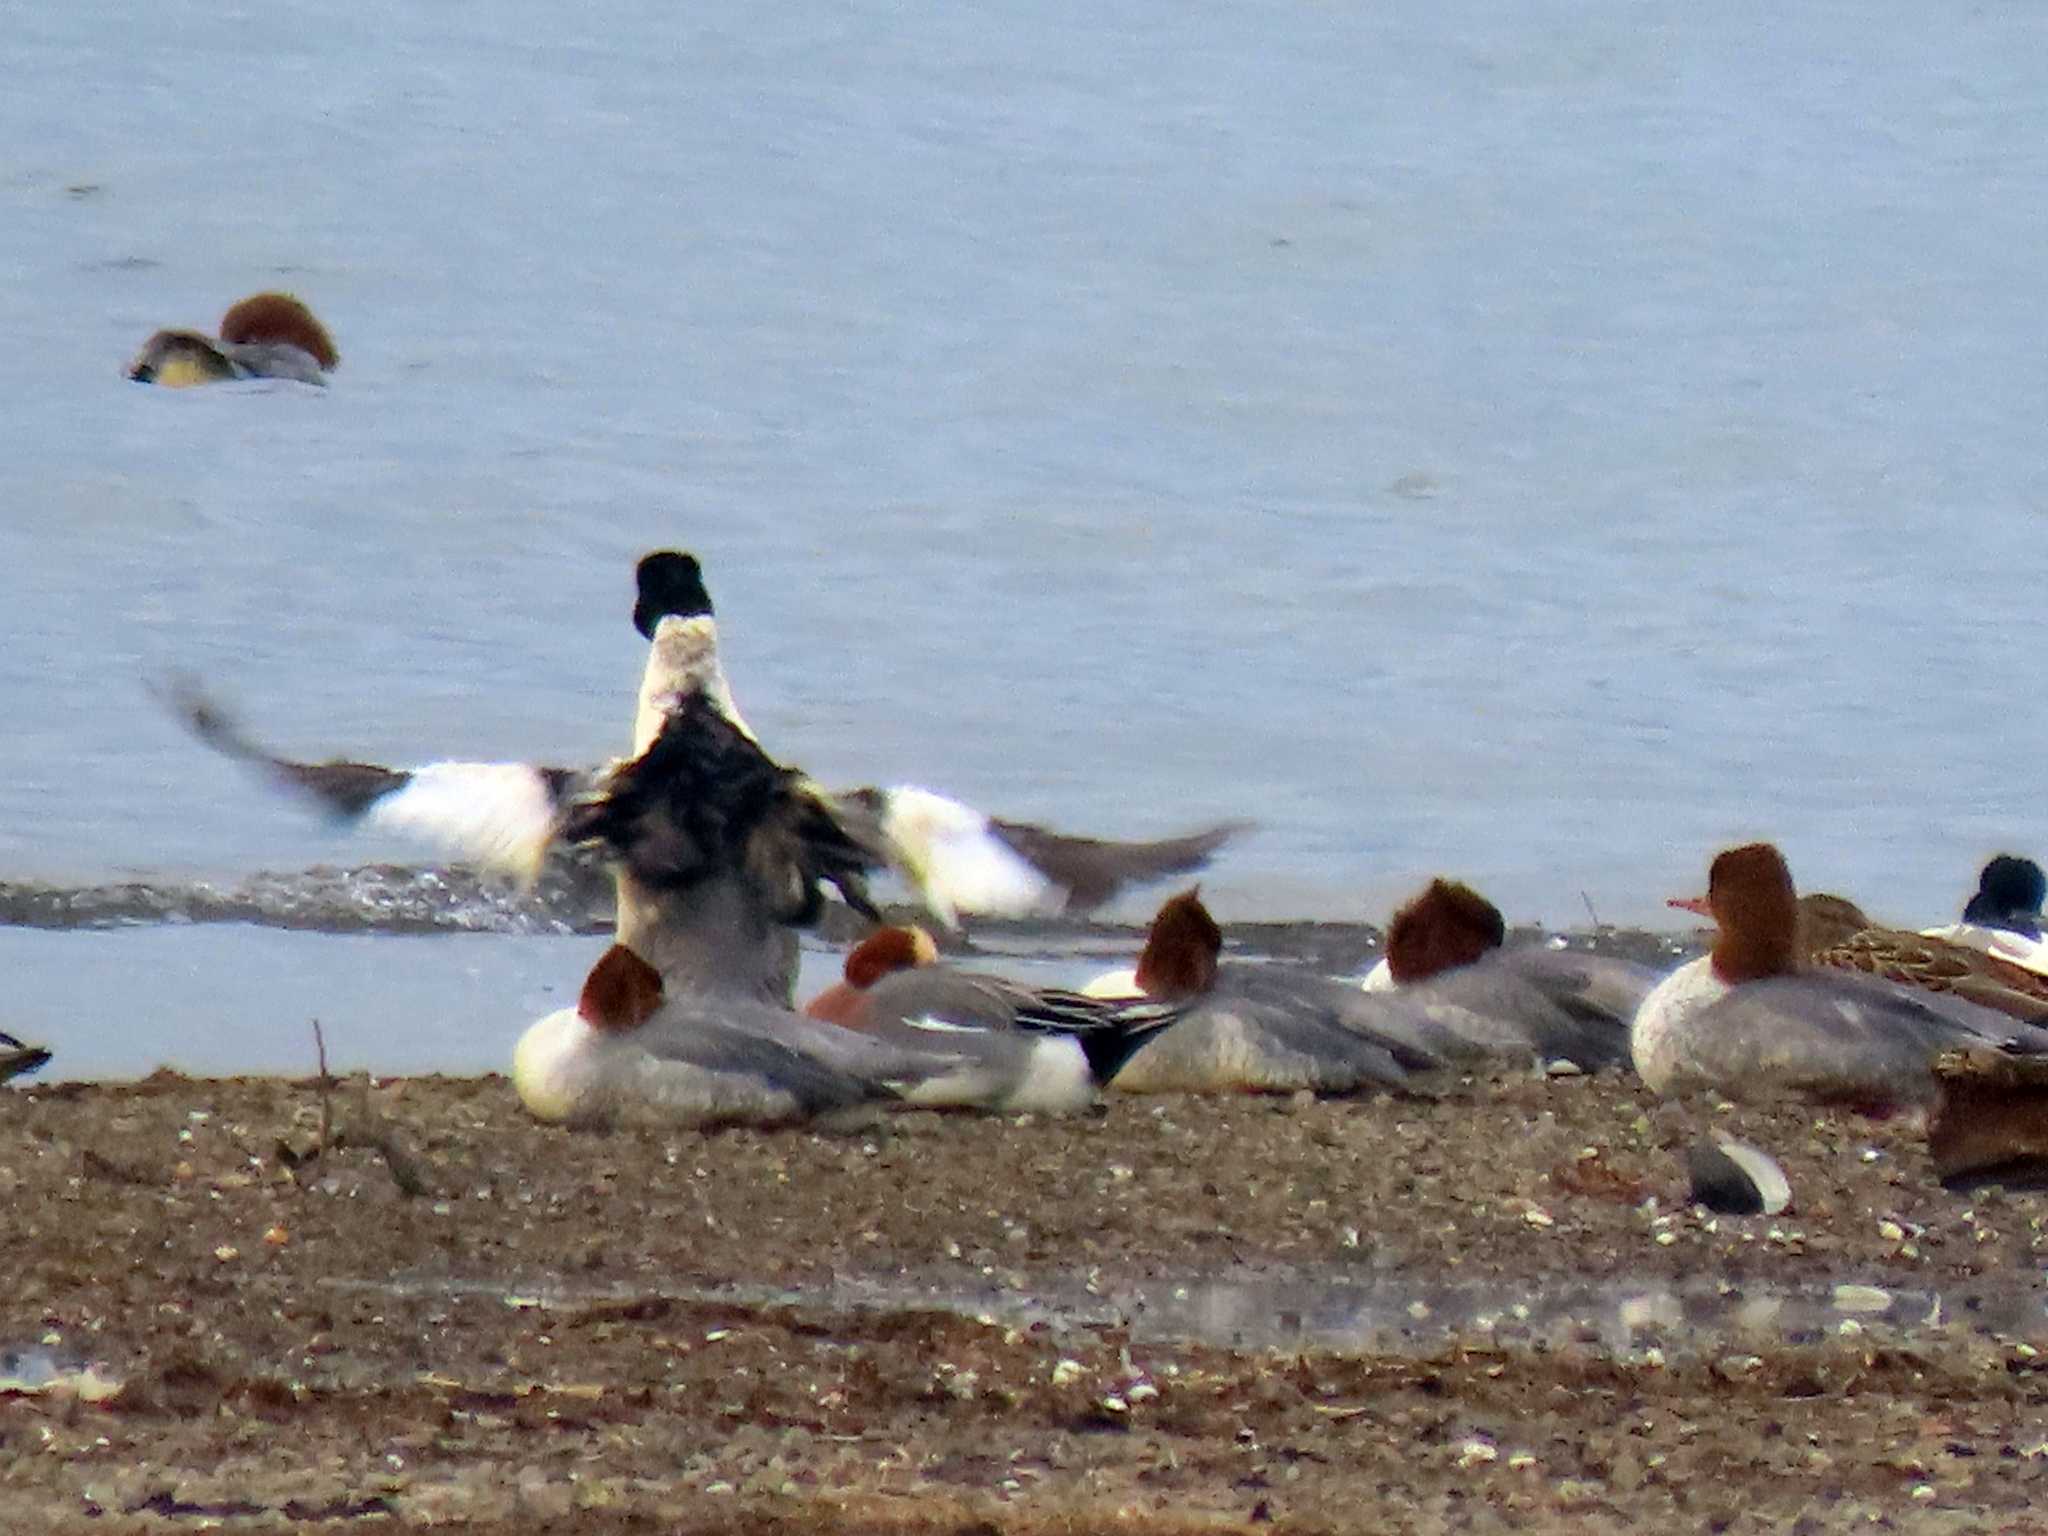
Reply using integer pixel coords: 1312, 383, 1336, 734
5, 2, 2047, 1072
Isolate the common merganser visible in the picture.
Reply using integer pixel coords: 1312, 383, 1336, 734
1081, 889, 1427, 1095
127, 292, 338, 387
799, 925, 1187, 1112
514, 943, 947, 1129
836, 786, 1248, 928
1632, 843, 2048, 1107
1347, 880, 1650, 1071
0, 1030, 51, 1086
1921, 855, 2048, 979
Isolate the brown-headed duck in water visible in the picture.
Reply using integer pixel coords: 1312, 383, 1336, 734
128, 292, 338, 387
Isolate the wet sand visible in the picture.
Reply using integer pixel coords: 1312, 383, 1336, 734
6, 1069, 2047, 1532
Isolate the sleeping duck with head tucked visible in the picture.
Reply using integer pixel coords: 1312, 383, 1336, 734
128, 291, 338, 387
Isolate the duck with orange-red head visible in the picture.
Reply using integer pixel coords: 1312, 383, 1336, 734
1632, 843, 2048, 1109
1077, 888, 1431, 1095
1350, 879, 1652, 1071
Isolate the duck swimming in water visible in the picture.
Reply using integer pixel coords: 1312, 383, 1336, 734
128, 292, 338, 387
1632, 843, 2048, 1109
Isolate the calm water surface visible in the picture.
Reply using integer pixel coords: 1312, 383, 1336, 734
5, 2, 2047, 1072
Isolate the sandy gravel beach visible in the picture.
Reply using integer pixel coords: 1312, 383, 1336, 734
5, 1066, 2048, 1533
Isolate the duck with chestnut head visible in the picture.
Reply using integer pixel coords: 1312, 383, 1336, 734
800, 923, 1188, 1113
1349, 879, 1652, 1071
514, 944, 964, 1129
1078, 889, 1429, 1095
128, 292, 338, 387
1634, 843, 2048, 1109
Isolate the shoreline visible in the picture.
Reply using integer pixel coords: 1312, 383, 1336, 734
5, 1068, 2044, 1530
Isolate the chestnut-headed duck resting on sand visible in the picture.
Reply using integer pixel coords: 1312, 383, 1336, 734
128, 292, 338, 387
1076, 890, 1430, 1095
515, 944, 964, 1129
1632, 843, 2048, 1109
802, 925, 1187, 1113
1348, 880, 1652, 1071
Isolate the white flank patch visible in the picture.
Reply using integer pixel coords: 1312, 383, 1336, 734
366, 762, 560, 881
1359, 958, 1396, 992
1923, 922, 2048, 979
880, 785, 1053, 926
1002, 1036, 1095, 1113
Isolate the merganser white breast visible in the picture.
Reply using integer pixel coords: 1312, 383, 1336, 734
515, 944, 944, 1129
1632, 843, 2048, 1107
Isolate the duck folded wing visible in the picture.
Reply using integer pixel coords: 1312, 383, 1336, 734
1388, 950, 1653, 1071
161, 676, 578, 881
1109, 988, 1421, 1096
1662, 970, 2048, 1106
